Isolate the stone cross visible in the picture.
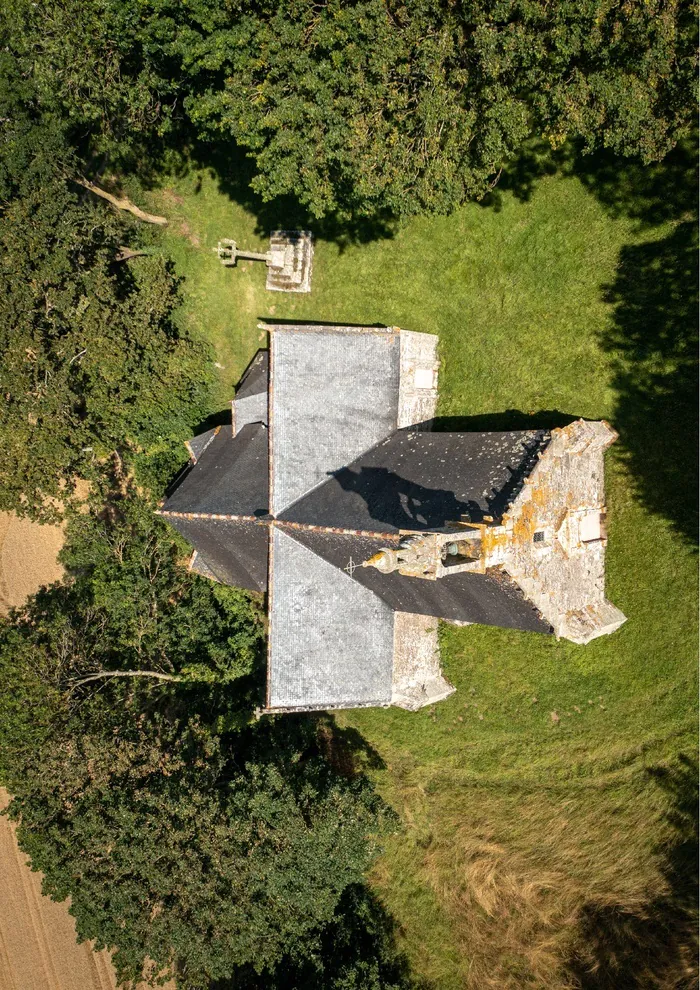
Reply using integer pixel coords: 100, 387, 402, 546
213, 239, 281, 268
213, 231, 314, 293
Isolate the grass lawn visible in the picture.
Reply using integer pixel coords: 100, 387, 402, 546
143, 148, 697, 990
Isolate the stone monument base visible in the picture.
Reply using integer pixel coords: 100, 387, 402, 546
266, 230, 314, 293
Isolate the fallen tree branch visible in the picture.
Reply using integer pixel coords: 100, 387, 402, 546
74, 178, 168, 225
115, 247, 151, 262
71, 670, 182, 687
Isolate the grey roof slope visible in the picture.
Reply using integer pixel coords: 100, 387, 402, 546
268, 527, 394, 709
281, 429, 550, 533
169, 517, 268, 591
162, 423, 268, 517
189, 551, 221, 582
288, 528, 551, 633
270, 327, 400, 515
187, 426, 220, 463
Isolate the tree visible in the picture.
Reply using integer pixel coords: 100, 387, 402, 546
13, 0, 696, 221
0, 179, 211, 518
1, 692, 389, 988
182, 0, 698, 218
0, 38, 211, 520
1, 481, 265, 695
0, 485, 392, 987
5, 0, 696, 223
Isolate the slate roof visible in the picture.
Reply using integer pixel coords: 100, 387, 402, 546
159, 325, 561, 713
236, 349, 268, 400
268, 528, 394, 709
163, 422, 268, 518
270, 327, 400, 515
234, 349, 268, 433
189, 550, 221, 582
186, 426, 220, 463
169, 516, 268, 591
287, 528, 551, 632
280, 428, 550, 533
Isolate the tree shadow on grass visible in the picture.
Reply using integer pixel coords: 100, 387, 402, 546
482, 136, 698, 545
565, 754, 699, 989
211, 715, 425, 990
479, 134, 697, 222
572, 139, 698, 228
315, 715, 387, 776
600, 219, 698, 546
182, 137, 397, 251
572, 139, 698, 546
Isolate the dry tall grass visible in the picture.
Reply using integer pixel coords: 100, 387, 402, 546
379, 756, 698, 990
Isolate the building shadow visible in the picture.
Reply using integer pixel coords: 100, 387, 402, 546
257, 317, 387, 329
564, 754, 699, 989
330, 464, 477, 530
430, 410, 577, 433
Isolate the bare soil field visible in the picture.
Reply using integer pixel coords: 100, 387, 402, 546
0, 788, 118, 990
0, 513, 65, 615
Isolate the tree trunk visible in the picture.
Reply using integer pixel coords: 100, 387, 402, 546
115, 247, 151, 262
74, 178, 168, 225
71, 670, 182, 687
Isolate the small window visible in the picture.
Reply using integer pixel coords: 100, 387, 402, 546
533, 531, 545, 543
413, 367, 435, 389
441, 539, 481, 565
580, 510, 603, 543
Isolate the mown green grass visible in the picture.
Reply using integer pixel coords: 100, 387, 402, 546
143, 159, 697, 989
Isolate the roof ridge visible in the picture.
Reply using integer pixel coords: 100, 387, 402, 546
274, 519, 399, 542
261, 322, 398, 335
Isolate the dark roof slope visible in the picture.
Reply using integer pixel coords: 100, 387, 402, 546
236, 349, 268, 400
234, 350, 269, 432
169, 517, 268, 591
287, 528, 551, 633
281, 429, 549, 533
267, 527, 394, 709
162, 423, 268, 517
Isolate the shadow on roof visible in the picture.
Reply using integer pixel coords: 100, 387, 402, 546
190, 407, 232, 437
330, 466, 477, 530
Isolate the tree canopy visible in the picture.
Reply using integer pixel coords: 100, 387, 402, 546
0, 38, 211, 520
0, 485, 400, 988
181, 0, 698, 218
4, 0, 696, 220
0, 2, 696, 986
